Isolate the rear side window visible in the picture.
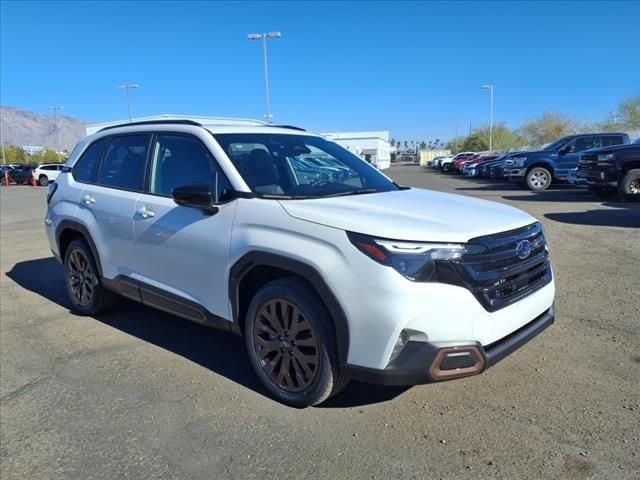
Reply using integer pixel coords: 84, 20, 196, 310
99, 135, 150, 191
73, 138, 108, 183
600, 136, 624, 147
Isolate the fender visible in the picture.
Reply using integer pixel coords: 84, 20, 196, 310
229, 251, 350, 365
55, 220, 104, 277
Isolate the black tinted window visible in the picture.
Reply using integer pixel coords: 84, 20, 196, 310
99, 135, 150, 190
572, 136, 598, 153
600, 136, 624, 147
73, 138, 108, 183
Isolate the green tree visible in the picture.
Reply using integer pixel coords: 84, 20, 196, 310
599, 95, 640, 131
517, 112, 582, 146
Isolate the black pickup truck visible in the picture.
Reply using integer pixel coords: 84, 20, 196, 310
505, 133, 630, 191
577, 138, 640, 200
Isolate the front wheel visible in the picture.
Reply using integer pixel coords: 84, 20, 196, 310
526, 167, 552, 191
618, 169, 640, 202
244, 277, 347, 407
39, 175, 49, 186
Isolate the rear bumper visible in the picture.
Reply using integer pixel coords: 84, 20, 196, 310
343, 305, 555, 386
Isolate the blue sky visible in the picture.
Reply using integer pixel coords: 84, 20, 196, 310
1, 1, 639, 141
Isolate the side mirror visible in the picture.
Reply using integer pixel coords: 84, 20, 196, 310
172, 183, 219, 215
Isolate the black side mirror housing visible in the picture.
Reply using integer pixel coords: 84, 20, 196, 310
172, 183, 219, 215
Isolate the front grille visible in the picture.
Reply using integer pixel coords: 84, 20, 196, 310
452, 223, 552, 312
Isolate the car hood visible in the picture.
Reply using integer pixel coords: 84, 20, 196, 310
279, 188, 537, 242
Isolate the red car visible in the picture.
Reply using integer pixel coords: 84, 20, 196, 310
453, 153, 483, 172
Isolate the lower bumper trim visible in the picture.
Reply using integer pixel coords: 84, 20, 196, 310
343, 305, 555, 386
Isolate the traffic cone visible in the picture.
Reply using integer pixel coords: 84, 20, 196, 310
32, 170, 37, 187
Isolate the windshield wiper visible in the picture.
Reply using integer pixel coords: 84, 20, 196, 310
322, 188, 380, 198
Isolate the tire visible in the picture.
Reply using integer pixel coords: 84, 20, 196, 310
39, 175, 49, 186
618, 169, 640, 202
442, 163, 451, 172
63, 238, 119, 315
591, 186, 617, 199
526, 167, 552, 191
244, 277, 347, 407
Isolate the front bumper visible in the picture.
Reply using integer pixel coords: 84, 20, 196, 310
343, 305, 555, 386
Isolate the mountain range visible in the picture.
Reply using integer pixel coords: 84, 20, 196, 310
0, 106, 88, 152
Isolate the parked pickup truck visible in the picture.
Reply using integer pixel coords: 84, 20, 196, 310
577, 138, 640, 200
505, 133, 630, 191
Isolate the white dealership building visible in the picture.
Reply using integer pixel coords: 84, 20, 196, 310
322, 131, 391, 170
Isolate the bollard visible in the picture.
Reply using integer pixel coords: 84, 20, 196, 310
31, 170, 37, 187
4, 171, 8, 187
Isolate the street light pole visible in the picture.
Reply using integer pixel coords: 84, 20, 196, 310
118, 83, 139, 122
248, 32, 281, 123
481, 84, 494, 151
49, 105, 64, 161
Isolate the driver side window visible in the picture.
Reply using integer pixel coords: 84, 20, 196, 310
150, 134, 231, 201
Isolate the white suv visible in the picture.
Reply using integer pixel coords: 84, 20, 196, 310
34, 163, 64, 186
45, 118, 555, 407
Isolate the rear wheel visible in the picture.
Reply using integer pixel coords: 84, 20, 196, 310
526, 167, 552, 191
64, 239, 119, 315
618, 169, 640, 201
244, 277, 347, 407
442, 163, 451, 172
39, 175, 49, 186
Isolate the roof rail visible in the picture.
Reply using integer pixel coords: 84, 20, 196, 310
269, 124, 306, 131
98, 119, 202, 132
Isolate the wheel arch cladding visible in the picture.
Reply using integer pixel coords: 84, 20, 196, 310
56, 220, 104, 277
229, 251, 350, 365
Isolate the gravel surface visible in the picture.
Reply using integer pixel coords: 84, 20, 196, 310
1, 168, 639, 480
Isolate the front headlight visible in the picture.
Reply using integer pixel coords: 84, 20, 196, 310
511, 156, 527, 167
347, 232, 484, 282
597, 153, 615, 162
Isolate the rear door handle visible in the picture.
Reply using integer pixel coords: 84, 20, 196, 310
136, 206, 155, 219
82, 194, 95, 205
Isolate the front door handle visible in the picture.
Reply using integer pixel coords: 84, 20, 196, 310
82, 194, 95, 205
136, 206, 155, 219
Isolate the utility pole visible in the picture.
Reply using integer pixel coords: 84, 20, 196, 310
118, 84, 139, 122
49, 105, 64, 161
0, 108, 5, 163
247, 32, 281, 123
481, 84, 494, 151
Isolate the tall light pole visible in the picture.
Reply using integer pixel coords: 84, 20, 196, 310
0, 108, 5, 163
481, 84, 494, 151
49, 105, 63, 161
118, 83, 139, 122
247, 32, 281, 123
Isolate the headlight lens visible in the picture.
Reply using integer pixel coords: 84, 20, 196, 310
597, 153, 615, 162
511, 156, 527, 167
347, 232, 484, 282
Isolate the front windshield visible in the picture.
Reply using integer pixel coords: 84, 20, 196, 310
214, 133, 399, 198
543, 136, 571, 151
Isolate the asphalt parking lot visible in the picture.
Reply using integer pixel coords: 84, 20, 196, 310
1, 166, 639, 480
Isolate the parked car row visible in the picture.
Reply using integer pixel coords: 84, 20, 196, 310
428, 133, 640, 200
0, 163, 63, 186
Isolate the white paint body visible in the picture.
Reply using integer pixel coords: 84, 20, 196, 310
46, 121, 555, 371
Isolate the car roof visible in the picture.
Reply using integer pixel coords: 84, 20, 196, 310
93, 117, 315, 137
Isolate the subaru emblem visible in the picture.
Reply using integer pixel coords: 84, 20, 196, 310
516, 240, 532, 260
